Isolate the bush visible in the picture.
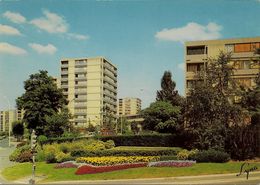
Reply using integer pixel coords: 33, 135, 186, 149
104, 140, 115, 149
16, 141, 27, 148
159, 155, 177, 161
45, 153, 57, 163
17, 151, 32, 163
38, 135, 48, 146
9, 145, 31, 162
96, 134, 191, 147
56, 152, 73, 163
189, 149, 230, 163
71, 148, 181, 157
177, 149, 199, 160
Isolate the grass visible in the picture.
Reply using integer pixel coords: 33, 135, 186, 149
110, 146, 181, 151
2, 162, 260, 183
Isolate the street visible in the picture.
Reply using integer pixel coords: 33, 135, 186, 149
0, 138, 16, 184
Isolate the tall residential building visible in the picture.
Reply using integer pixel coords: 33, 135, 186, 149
185, 37, 260, 95
118, 98, 141, 116
60, 57, 117, 128
0, 109, 23, 132
53, 77, 61, 89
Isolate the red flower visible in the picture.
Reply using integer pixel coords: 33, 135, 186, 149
76, 163, 147, 175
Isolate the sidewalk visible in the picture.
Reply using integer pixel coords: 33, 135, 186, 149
13, 171, 258, 185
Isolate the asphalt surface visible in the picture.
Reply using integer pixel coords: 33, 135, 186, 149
0, 138, 16, 184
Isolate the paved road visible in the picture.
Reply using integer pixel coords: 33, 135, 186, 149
40, 172, 260, 185
0, 138, 16, 184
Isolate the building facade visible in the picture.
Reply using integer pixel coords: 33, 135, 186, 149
185, 37, 260, 95
0, 109, 23, 132
60, 57, 117, 128
118, 97, 141, 116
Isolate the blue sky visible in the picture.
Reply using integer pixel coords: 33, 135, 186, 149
0, 0, 260, 110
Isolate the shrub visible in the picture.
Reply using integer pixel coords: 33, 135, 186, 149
46, 153, 57, 163
96, 134, 191, 147
71, 148, 181, 158
159, 155, 177, 161
55, 152, 73, 163
177, 149, 199, 160
9, 145, 31, 162
37, 135, 48, 146
36, 150, 46, 162
104, 140, 115, 149
17, 151, 32, 163
189, 149, 230, 163
16, 141, 27, 148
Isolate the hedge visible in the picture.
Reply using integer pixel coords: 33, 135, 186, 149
96, 134, 192, 147
71, 148, 181, 158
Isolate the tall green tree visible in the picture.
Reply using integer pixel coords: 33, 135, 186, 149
16, 70, 67, 135
185, 52, 244, 150
156, 71, 182, 106
44, 108, 71, 137
142, 101, 181, 133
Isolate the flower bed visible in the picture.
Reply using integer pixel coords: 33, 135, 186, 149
75, 162, 147, 175
54, 161, 78, 168
76, 156, 159, 166
148, 160, 196, 167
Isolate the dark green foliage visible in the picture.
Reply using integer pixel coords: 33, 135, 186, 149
71, 148, 181, 158
37, 135, 48, 147
39, 136, 83, 145
185, 52, 244, 151
44, 108, 71, 137
16, 70, 67, 135
156, 71, 183, 107
97, 134, 192, 147
45, 153, 57, 163
189, 149, 230, 163
159, 155, 178, 161
225, 125, 259, 160
12, 121, 24, 141
142, 101, 181, 133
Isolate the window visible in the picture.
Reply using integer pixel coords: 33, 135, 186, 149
234, 42, 260, 53
187, 63, 204, 72
225, 44, 234, 52
61, 75, 68, 78
61, 61, 68, 65
187, 46, 206, 55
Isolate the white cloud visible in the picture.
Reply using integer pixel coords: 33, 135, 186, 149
29, 43, 57, 54
0, 42, 27, 55
177, 63, 185, 71
0, 24, 21, 35
3, 11, 26, 24
67, 33, 89, 40
30, 10, 68, 33
155, 22, 222, 43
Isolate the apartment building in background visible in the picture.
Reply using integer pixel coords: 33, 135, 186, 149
0, 109, 23, 132
60, 57, 117, 128
118, 97, 141, 116
53, 77, 61, 88
185, 37, 260, 95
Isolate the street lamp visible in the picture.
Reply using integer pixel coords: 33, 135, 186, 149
3, 96, 11, 147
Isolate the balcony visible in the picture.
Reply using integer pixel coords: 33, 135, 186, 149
61, 70, 68, 75
75, 76, 87, 81
104, 70, 117, 81
75, 62, 87, 67
233, 68, 259, 76
103, 84, 117, 93
231, 52, 255, 59
104, 76, 116, 85
61, 84, 68, 88
75, 68, 87, 74
75, 89, 87, 95
75, 83, 88, 87
186, 54, 207, 63
74, 103, 87, 108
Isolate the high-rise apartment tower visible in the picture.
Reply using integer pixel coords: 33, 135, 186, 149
118, 98, 141, 116
60, 57, 117, 128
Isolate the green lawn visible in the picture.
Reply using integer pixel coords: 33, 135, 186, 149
2, 162, 260, 183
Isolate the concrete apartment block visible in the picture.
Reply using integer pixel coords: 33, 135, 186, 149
60, 57, 117, 128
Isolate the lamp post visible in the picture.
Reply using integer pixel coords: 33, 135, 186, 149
3, 96, 11, 147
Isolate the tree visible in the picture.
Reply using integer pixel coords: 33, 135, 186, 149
184, 52, 245, 150
156, 71, 183, 106
44, 108, 71, 137
12, 121, 24, 141
16, 70, 67, 135
142, 101, 181, 133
